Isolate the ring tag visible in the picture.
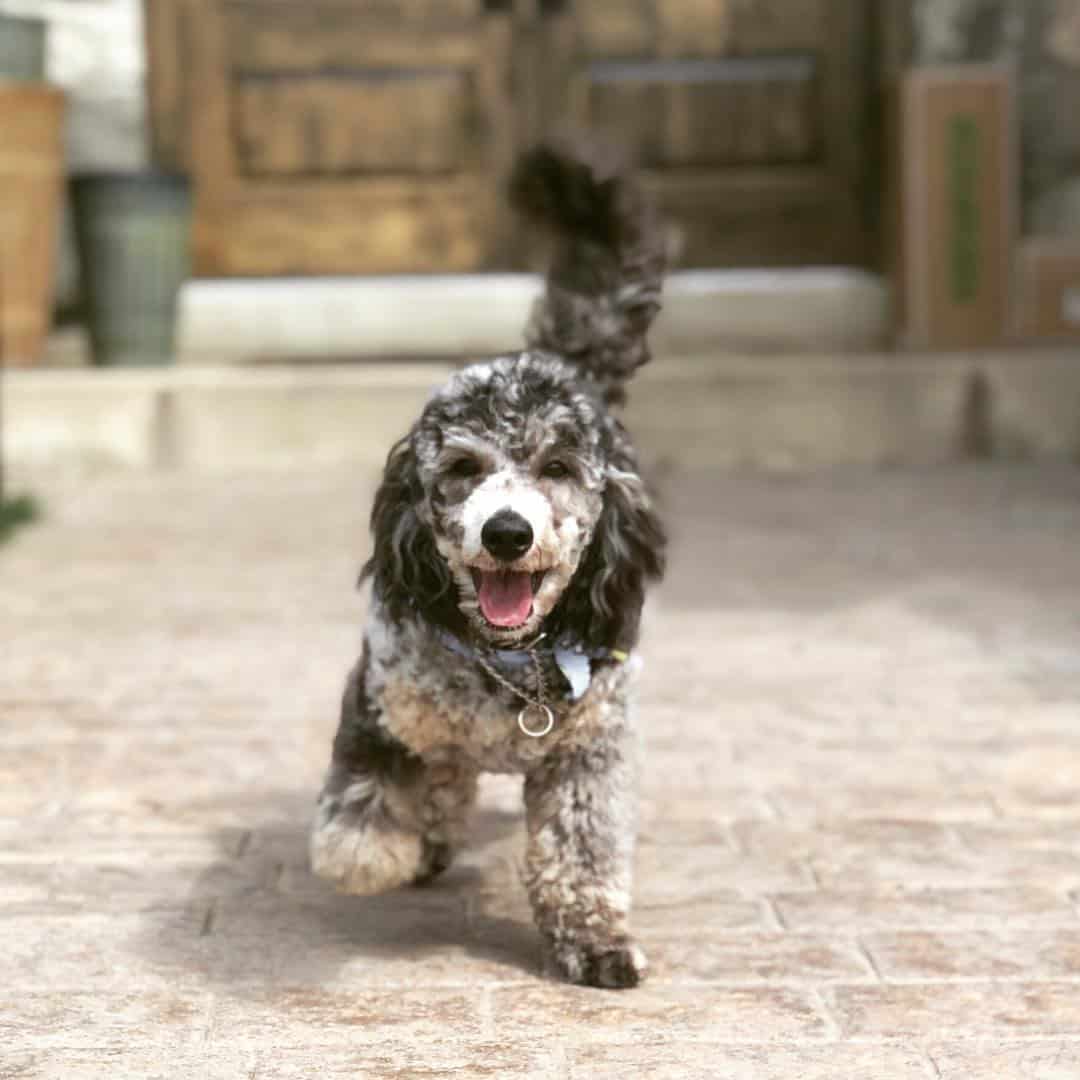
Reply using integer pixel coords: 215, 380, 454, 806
518, 703, 555, 738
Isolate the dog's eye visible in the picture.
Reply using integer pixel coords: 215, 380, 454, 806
541, 460, 571, 480
448, 457, 482, 479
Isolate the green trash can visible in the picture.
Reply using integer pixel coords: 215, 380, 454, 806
0, 13, 46, 82
71, 173, 191, 366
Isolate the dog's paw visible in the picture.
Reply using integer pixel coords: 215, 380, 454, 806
547, 936, 649, 989
309, 808, 424, 896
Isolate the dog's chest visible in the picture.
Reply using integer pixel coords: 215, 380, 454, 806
366, 618, 632, 772
378, 671, 551, 771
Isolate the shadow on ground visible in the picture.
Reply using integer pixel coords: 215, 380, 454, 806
132, 788, 546, 996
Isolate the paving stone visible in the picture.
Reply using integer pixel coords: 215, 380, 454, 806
769, 785, 997, 823
489, 984, 828, 1043
644, 933, 873, 985
0, 1049, 256, 1080
0, 740, 108, 814
636, 844, 814, 904
205, 989, 487, 1048
0, 848, 281, 914
744, 820, 1080, 890
633, 893, 774, 936
6, 1042, 563, 1080
468, 881, 773, 938
737, 819, 958, 861
724, 740, 1000, 794
0, 829, 244, 867
929, 1041, 1080, 1080
863, 929, 1080, 981
568, 1043, 932, 1079
829, 984, 1080, 1038
772, 888, 1080, 932
2, 910, 233, 993
993, 743, 1080, 819
638, 788, 770, 844
956, 821, 1080, 854
736, 819, 1080, 889
248, 1044, 564, 1080
818, 849, 1080, 891
0, 991, 213, 1051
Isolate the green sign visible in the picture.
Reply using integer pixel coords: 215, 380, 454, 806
949, 114, 981, 304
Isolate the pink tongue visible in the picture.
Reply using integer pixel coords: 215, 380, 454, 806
477, 571, 534, 628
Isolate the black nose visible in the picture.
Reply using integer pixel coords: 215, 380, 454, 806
481, 509, 533, 562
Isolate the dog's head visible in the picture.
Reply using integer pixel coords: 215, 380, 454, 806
365, 353, 665, 650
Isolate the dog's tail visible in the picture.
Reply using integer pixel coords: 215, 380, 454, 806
508, 139, 666, 405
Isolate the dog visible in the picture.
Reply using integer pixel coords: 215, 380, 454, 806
310, 141, 667, 989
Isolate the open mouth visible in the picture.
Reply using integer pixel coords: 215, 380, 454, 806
471, 569, 547, 629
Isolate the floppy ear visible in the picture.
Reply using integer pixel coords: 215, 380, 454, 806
361, 433, 454, 624
557, 446, 666, 651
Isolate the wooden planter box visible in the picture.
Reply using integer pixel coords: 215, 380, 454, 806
0, 84, 65, 366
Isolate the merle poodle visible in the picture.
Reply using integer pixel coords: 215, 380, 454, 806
310, 142, 667, 989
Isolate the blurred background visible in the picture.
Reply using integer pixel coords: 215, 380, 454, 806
1, 0, 1078, 476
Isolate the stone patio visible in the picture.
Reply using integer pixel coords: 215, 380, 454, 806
4, 461, 1080, 1077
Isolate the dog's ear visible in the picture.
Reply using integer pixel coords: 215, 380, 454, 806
362, 433, 453, 623
559, 438, 666, 651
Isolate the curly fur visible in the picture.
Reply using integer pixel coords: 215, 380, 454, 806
365, 437, 457, 629
509, 139, 666, 406
311, 142, 667, 989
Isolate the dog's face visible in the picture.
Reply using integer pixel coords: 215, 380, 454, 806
413, 356, 606, 645
367, 352, 665, 650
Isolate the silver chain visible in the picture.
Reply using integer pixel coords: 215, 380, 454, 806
471, 635, 556, 738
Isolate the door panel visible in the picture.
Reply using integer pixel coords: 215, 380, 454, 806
585, 56, 818, 167
536, 0, 872, 267
232, 72, 471, 176
225, 8, 481, 70
185, 0, 513, 275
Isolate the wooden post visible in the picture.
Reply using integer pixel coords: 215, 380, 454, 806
0, 252, 6, 505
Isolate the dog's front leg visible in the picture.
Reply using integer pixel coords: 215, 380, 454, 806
310, 657, 477, 895
523, 727, 646, 988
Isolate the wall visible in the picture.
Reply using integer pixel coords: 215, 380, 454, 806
0, 0, 147, 169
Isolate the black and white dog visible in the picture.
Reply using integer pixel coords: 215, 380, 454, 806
310, 142, 667, 988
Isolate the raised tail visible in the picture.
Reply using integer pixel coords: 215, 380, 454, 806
508, 139, 666, 405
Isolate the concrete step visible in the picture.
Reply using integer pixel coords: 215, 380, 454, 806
7, 349, 1080, 472
171, 269, 891, 363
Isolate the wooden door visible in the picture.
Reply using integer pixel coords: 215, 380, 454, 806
180, 0, 514, 275
147, 0, 875, 273
524, 0, 874, 267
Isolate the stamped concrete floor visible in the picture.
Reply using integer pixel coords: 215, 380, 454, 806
4, 463, 1080, 1078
